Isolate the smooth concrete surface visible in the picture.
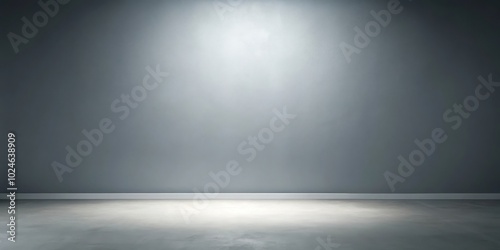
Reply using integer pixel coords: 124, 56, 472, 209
1, 200, 500, 250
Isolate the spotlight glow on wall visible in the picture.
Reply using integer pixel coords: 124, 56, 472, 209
223, 20, 271, 57
203, 1, 284, 62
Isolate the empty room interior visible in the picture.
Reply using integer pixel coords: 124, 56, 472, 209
2, 0, 500, 249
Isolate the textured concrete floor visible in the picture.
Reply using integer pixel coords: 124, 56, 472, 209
0, 200, 499, 250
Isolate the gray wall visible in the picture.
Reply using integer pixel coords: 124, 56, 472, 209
2, 0, 500, 193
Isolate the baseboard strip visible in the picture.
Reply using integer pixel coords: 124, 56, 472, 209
1, 193, 500, 200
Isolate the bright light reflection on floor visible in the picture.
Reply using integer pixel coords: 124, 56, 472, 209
49, 200, 419, 229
